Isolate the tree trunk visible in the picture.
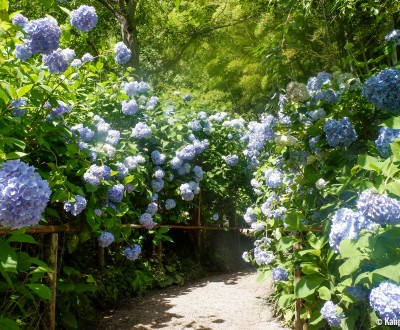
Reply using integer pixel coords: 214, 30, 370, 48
119, 0, 140, 74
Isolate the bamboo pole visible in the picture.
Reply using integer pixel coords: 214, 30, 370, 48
46, 233, 58, 330
98, 246, 105, 270
0, 225, 81, 235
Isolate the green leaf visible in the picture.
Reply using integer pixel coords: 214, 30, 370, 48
17, 84, 33, 98
390, 140, 400, 161
0, 0, 8, 11
339, 258, 361, 278
38, 0, 53, 8
276, 236, 299, 251
372, 263, 400, 282
0, 318, 20, 330
6, 151, 29, 159
4, 137, 25, 150
385, 182, 400, 198
26, 283, 52, 300
58, 6, 71, 15
382, 116, 400, 129
358, 155, 384, 172
7, 234, 37, 244
294, 274, 325, 298
0, 240, 17, 273
317, 286, 331, 300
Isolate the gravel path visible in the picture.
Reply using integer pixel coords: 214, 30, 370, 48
95, 270, 290, 330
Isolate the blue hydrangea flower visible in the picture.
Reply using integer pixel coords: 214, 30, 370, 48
222, 155, 239, 166
385, 29, 400, 44
151, 151, 166, 165
139, 213, 156, 229
83, 164, 105, 186
125, 184, 135, 193
329, 208, 376, 253
272, 267, 289, 281
192, 139, 209, 154
146, 202, 158, 216
64, 195, 87, 216
107, 184, 124, 203
98, 231, 115, 247
193, 166, 204, 181
251, 222, 264, 231
114, 41, 131, 65
307, 72, 332, 94
114, 163, 128, 179
212, 213, 219, 221
312, 89, 338, 104
265, 169, 283, 188
183, 93, 192, 101
323, 118, 357, 147
243, 207, 256, 225
362, 68, 400, 114
170, 157, 183, 170
153, 168, 165, 179
12, 13, 29, 28
151, 179, 164, 192
320, 301, 344, 327
71, 124, 94, 142
70, 5, 98, 32
375, 126, 400, 158
189, 120, 202, 132
242, 251, 250, 262
70, 59, 82, 68
122, 100, 138, 115
15, 44, 32, 60
10, 98, 27, 117
123, 244, 142, 261
132, 122, 152, 139
346, 286, 367, 301
106, 130, 120, 146
24, 17, 61, 54
62, 48, 76, 62
146, 96, 159, 109
122, 81, 139, 97
177, 145, 196, 160
0, 160, 51, 229
180, 183, 195, 201
369, 281, 400, 320
254, 247, 274, 265
46, 101, 71, 120
81, 53, 94, 63
165, 199, 176, 210
357, 189, 400, 225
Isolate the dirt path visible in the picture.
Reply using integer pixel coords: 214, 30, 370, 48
94, 270, 290, 330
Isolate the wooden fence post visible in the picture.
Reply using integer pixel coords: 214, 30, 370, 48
46, 233, 58, 330
98, 246, 105, 270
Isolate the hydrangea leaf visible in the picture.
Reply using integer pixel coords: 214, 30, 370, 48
295, 274, 325, 298
26, 283, 51, 300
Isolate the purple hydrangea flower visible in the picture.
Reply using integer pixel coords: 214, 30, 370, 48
70, 5, 98, 32
83, 164, 105, 186
151, 150, 166, 165
10, 98, 27, 117
42, 48, 69, 73
0, 160, 51, 228
12, 13, 29, 28
24, 17, 61, 54
222, 155, 238, 166
64, 195, 87, 216
46, 100, 71, 120
124, 244, 141, 261
375, 126, 400, 158
177, 145, 196, 160
146, 202, 158, 215
107, 184, 124, 203
114, 41, 131, 65
170, 157, 183, 170
98, 231, 115, 247
15, 44, 32, 61
265, 169, 283, 188
151, 179, 164, 192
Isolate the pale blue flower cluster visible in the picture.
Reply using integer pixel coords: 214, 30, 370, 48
307, 72, 332, 95
132, 122, 152, 139
83, 164, 106, 186
357, 189, 400, 225
70, 59, 82, 68
124, 155, 145, 170
122, 100, 138, 115
306, 108, 326, 122
124, 244, 141, 261
146, 96, 159, 109
312, 89, 338, 105
114, 163, 128, 179
222, 155, 239, 166
261, 194, 286, 220
0, 160, 51, 229
251, 222, 264, 231
106, 130, 121, 146
165, 199, 176, 210
151, 150, 166, 165
362, 68, 400, 114
81, 53, 94, 63
64, 195, 87, 216
98, 231, 115, 247
375, 126, 400, 158
385, 29, 400, 45
153, 168, 165, 179
369, 281, 400, 320
177, 145, 197, 160
151, 179, 164, 192
70, 5, 98, 32
122, 81, 150, 97
272, 267, 289, 281
179, 182, 200, 201
193, 166, 203, 181
146, 202, 158, 215
46, 100, 71, 120
212, 213, 219, 221
139, 213, 156, 229
265, 169, 284, 188
107, 184, 124, 203
242, 251, 250, 262
254, 246, 274, 265
209, 112, 228, 122
323, 118, 357, 147
320, 301, 344, 327
329, 208, 376, 252
183, 93, 192, 101
15, 44, 32, 61
243, 207, 256, 225
71, 124, 94, 142
114, 42, 131, 64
